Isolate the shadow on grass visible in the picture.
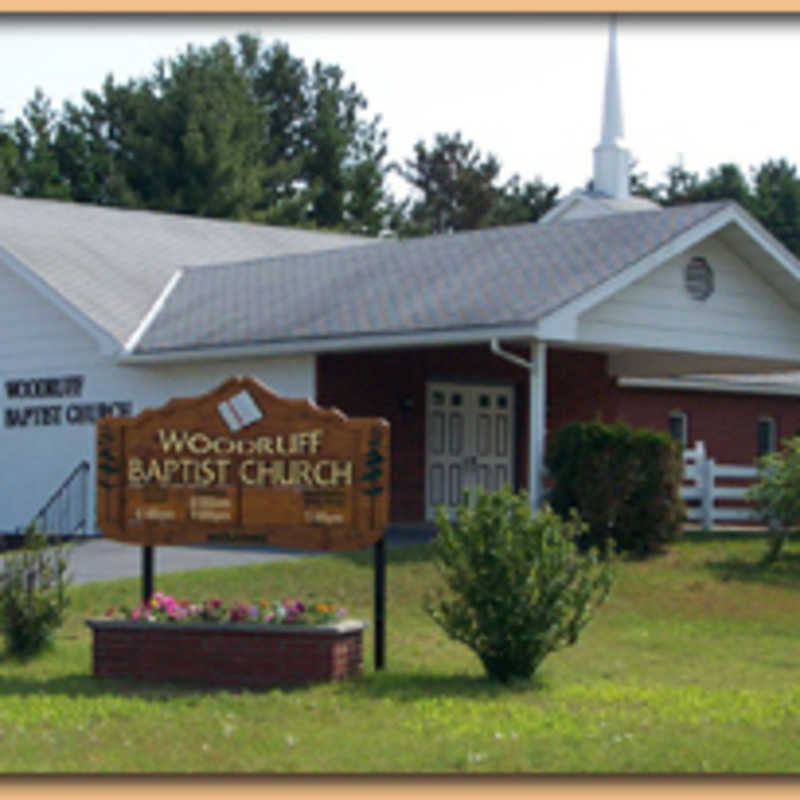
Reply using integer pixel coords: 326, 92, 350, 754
705, 548, 800, 591
0, 663, 542, 703
682, 529, 770, 544
0, 669, 231, 701
344, 669, 547, 701
329, 541, 435, 568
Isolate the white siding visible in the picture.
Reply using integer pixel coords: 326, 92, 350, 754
0, 265, 317, 532
0, 263, 99, 371
578, 235, 800, 360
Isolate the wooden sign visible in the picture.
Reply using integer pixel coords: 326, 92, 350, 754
96, 377, 390, 550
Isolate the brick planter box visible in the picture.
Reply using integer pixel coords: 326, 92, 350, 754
86, 619, 365, 689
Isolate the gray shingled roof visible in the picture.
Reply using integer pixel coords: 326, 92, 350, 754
0, 195, 368, 345
134, 201, 731, 354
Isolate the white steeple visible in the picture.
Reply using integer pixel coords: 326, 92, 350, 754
593, 17, 630, 199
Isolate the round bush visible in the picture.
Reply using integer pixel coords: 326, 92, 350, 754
426, 487, 614, 683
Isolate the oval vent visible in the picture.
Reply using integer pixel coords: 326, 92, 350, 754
685, 257, 714, 301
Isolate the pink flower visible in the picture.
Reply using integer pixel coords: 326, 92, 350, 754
131, 607, 141, 621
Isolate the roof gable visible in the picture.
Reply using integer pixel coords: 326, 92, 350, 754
0, 196, 368, 347
131, 201, 733, 357
538, 201, 800, 342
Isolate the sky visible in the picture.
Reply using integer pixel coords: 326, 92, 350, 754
2, 15, 800, 201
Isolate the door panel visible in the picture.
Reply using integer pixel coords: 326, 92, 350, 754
471, 387, 514, 494
426, 382, 515, 519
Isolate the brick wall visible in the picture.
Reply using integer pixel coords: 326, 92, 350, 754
616, 387, 800, 464
87, 621, 364, 689
546, 349, 619, 436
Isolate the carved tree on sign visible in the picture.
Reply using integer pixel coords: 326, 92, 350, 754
362, 426, 385, 529
97, 424, 119, 520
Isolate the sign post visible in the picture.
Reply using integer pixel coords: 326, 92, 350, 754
142, 546, 154, 604
373, 536, 385, 670
96, 376, 391, 662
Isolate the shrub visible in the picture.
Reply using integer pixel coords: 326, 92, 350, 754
747, 436, 800, 563
0, 525, 70, 657
425, 487, 614, 683
546, 421, 685, 557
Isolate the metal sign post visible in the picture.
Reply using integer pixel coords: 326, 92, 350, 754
373, 534, 386, 670
142, 545, 154, 603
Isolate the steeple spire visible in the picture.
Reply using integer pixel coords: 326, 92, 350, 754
593, 16, 630, 199
600, 16, 624, 145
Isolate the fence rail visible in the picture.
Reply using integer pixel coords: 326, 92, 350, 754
681, 441, 761, 529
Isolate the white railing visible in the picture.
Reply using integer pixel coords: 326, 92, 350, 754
681, 441, 761, 529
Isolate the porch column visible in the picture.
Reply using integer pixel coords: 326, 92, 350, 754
528, 339, 547, 509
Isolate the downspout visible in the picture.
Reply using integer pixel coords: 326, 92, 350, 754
490, 338, 533, 371
489, 339, 547, 509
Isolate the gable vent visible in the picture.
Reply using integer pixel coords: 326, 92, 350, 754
685, 257, 714, 301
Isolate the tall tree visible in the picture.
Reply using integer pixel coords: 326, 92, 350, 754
145, 40, 265, 218
342, 114, 390, 234
395, 131, 559, 236
397, 132, 504, 235
486, 174, 559, 226
239, 37, 309, 221
13, 88, 70, 199
0, 111, 20, 193
53, 77, 138, 206
751, 159, 800, 255
244, 39, 391, 233
8, 35, 392, 233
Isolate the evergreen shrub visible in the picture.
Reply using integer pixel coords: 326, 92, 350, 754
546, 421, 685, 557
0, 525, 70, 658
426, 487, 614, 683
747, 436, 800, 563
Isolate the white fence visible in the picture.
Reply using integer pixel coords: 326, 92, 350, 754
681, 441, 761, 529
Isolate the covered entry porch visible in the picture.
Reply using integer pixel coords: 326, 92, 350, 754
317, 338, 800, 527
317, 342, 614, 524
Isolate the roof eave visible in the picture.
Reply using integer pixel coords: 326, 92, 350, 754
116, 322, 543, 365
619, 376, 800, 397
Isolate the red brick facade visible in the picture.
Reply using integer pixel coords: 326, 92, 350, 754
87, 621, 364, 689
616, 388, 800, 464
316, 345, 800, 524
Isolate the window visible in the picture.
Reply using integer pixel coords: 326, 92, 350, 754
757, 417, 777, 457
667, 411, 688, 446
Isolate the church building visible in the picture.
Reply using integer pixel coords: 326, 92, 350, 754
2, 22, 800, 535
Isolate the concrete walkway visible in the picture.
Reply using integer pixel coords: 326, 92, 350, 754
65, 525, 435, 586
66, 538, 306, 585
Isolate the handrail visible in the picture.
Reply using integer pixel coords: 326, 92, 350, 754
32, 460, 90, 535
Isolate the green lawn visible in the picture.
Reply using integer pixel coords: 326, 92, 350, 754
2, 534, 800, 773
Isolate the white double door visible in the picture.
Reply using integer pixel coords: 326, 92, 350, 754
425, 382, 515, 519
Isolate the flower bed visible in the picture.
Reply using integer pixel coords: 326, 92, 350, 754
87, 594, 365, 689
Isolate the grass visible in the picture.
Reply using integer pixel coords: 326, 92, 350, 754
2, 534, 800, 772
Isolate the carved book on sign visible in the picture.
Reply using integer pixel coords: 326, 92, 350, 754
96, 377, 390, 550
